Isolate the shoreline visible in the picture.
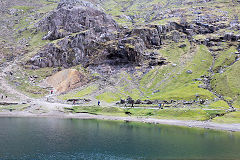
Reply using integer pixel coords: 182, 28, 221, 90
0, 111, 240, 132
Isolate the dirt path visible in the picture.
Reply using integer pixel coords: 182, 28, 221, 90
0, 62, 29, 101
0, 60, 73, 112
0, 58, 114, 111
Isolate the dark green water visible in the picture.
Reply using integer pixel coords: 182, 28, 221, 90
0, 118, 240, 160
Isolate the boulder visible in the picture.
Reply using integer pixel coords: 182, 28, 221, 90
172, 31, 181, 42
172, 63, 177, 67
120, 99, 125, 104
143, 100, 153, 104
179, 44, 186, 48
135, 99, 142, 104
153, 90, 160, 93
224, 33, 234, 41
186, 70, 193, 74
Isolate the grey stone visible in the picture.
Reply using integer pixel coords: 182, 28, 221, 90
172, 63, 177, 67
179, 44, 186, 48
186, 70, 193, 74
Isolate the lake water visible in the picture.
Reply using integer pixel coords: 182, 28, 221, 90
0, 117, 240, 160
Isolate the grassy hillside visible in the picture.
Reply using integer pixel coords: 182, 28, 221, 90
48, 0, 239, 110
97, 0, 240, 27
0, 0, 239, 122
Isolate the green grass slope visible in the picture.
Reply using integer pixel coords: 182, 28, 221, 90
1, 0, 239, 114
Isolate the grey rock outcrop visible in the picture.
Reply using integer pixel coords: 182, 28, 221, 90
37, 1, 118, 40
28, 1, 169, 68
30, 1, 147, 67
131, 27, 162, 48
186, 70, 193, 74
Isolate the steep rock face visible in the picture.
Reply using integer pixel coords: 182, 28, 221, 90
29, 1, 151, 68
131, 27, 162, 48
104, 37, 146, 65
30, 28, 148, 68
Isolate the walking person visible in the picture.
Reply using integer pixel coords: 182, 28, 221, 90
98, 100, 100, 106
158, 103, 162, 109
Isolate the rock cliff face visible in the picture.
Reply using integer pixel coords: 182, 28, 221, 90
28, 1, 168, 68
29, 1, 118, 68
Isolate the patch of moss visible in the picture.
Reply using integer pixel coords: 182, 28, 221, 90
0, 104, 29, 111
68, 106, 222, 121
37, 3, 58, 14
212, 111, 240, 123
11, 6, 35, 13
16, 83, 48, 98
233, 100, 240, 109
125, 43, 135, 49
150, 83, 215, 101
213, 46, 237, 72
19, 30, 50, 63
70, 105, 126, 116
127, 108, 210, 121
96, 91, 124, 103
208, 100, 229, 109
59, 84, 99, 100
211, 60, 240, 104
23, 67, 55, 83
193, 34, 207, 40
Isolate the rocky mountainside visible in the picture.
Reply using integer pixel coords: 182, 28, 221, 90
28, 0, 240, 69
28, 0, 169, 69
0, 0, 240, 115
